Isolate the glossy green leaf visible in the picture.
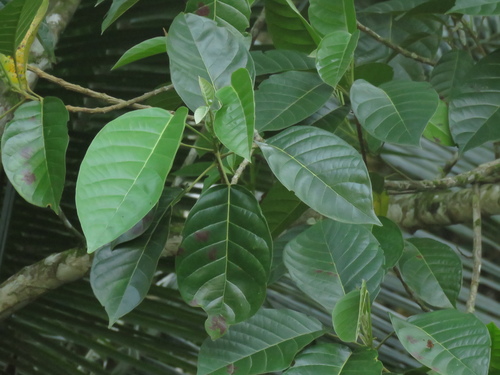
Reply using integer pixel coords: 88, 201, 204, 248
166, 13, 254, 111
448, 0, 500, 15
214, 68, 254, 160
449, 50, 500, 152
255, 71, 333, 131
0, 0, 42, 55
488, 323, 500, 374
354, 63, 394, 87
90, 188, 180, 326
269, 225, 306, 284
371, 216, 404, 269
351, 79, 439, 146
332, 281, 371, 343
260, 181, 307, 239
309, 0, 356, 35
251, 49, 315, 76
185, 0, 250, 33
76, 107, 187, 253
284, 343, 384, 375
101, 0, 140, 32
197, 308, 325, 375
398, 239, 462, 309
1, 97, 69, 214
362, 0, 429, 14
316, 30, 359, 88
264, 0, 319, 53
112, 36, 166, 70
391, 310, 491, 375
199, 76, 215, 106
258, 126, 380, 225
284, 219, 385, 311
430, 51, 474, 102
303, 98, 350, 133
423, 100, 455, 146
176, 185, 272, 339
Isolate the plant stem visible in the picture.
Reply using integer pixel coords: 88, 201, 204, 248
215, 151, 230, 185
180, 143, 213, 152
466, 184, 482, 313
58, 209, 86, 245
393, 267, 431, 312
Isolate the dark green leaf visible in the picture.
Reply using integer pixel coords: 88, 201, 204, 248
448, 0, 500, 15
354, 63, 394, 87
259, 126, 380, 225
197, 308, 325, 375
251, 49, 315, 76
430, 51, 474, 102
76, 107, 187, 253
423, 100, 455, 146
269, 225, 307, 284
112, 36, 166, 70
351, 79, 439, 146
255, 71, 333, 131
362, 0, 430, 14
172, 162, 213, 177
185, 0, 251, 33
488, 323, 500, 374
391, 310, 491, 375
90, 188, 180, 326
399, 239, 462, 309
308, 0, 356, 35
371, 216, 404, 269
101, 0, 140, 32
166, 13, 254, 111
284, 219, 385, 311
176, 185, 272, 339
316, 30, 359, 88
449, 50, 500, 152
2, 97, 69, 214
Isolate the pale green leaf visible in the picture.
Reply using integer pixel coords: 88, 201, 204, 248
488, 323, 500, 374
185, 0, 250, 33
112, 36, 166, 70
423, 100, 455, 146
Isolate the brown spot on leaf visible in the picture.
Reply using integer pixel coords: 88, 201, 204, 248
176, 247, 185, 256
406, 335, 418, 344
20, 147, 33, 159
208, 247, 217, 261
426, 340, 434, 349
22, 171, 36, 185
314, 269, 323, 274
196, 2, 210, 16
226, 364, 238, 374
416, 255, 423, 259
433, 137, 441, 144
327, 271, 338, 277
195, 230, 210, 242
189, 299, 199, 307
209, 315, 227, 336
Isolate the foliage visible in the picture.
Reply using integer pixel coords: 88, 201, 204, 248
1, 0, 500, 374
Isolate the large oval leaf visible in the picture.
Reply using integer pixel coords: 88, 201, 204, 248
351, 79, 439, 146
1, 97, 69, 214
185, 0, 250, 33
258, 126, 379, 225
284, 343, 383, 375
391, 310, 491, 375
308, 0, 356, 35
398, 238, 462, 309
316, 30, 359, 88
251, 50, 315, 76
90, 188, 181, 326
166, 13, 254, 111
197, 308, 325, 375
430, 50, 474, 102
76, 107, 187, 253
284, 219, 385, 311
255, 71, 333, 131
176, 185, 272, 339
449, 50, 500, 152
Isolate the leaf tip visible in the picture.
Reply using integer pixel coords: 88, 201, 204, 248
206, 314, 228, 340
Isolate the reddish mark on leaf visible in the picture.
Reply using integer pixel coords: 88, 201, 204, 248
406, 335, 418, 344
412, 353, 424, 361
327, 271, 338, 277
226, 364, 238, 374
195, 230, 210, 242
426, 340, 434, 349
433, 137, 442, 144
189, 299, 199, 307
176, 247, 185, 256
209, 315, 227, 336
314, 269, 323, 274
22, 171, 36, 185
416, 255, 423, 259
20, 147, 33, 159
208, 247, 217, 261
196, 2, 210, 16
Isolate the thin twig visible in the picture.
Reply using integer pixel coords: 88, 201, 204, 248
393, 267, 431, 312
441, 151, 459, 177
376, 331, 395, 350
231, 158, 251, 185
250, 8, 266, 46
466, 184, 482, 313
459, 17, 487, 57
58, 209, 86, 245
356, 21, 436, 66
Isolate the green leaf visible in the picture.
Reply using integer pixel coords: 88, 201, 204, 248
351, 79, 439, 146
423, 100, 455, 146
284, 219, 385, 311
391, 310, 491, 375
398, 239, 462, 309
199, 76, 215, 107
260, 181, 307, 239
362, 0, 430, 14
176, 185, 272, 339
430, 50, 474, 102
316, 30, 359, 88
308, 0, 356, 35
1, 97, 69, 214
214, 68, 254, 160
255, 71, 333, 131
90, 188, 180, 326
332, 281, 371, 343
101, 0, 140, 32
449, 50, 500, 152
448, 0, 500, 15
0, 0, 42, 55
172, 161, 213, 177
269, 225, 306, 284
197, 308, 325, 375
264, 0, 319, 53
354, 63, 394, 87
112, 36, 166, 70
258, 126, 380, 225
284, 343, 384, 375
488, 323, 500, 374
251, 49, 315, 76
76, 107, 187, 253
371, 216, 404, 269
166, 13, 254, 111
185, 0, 250, 33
